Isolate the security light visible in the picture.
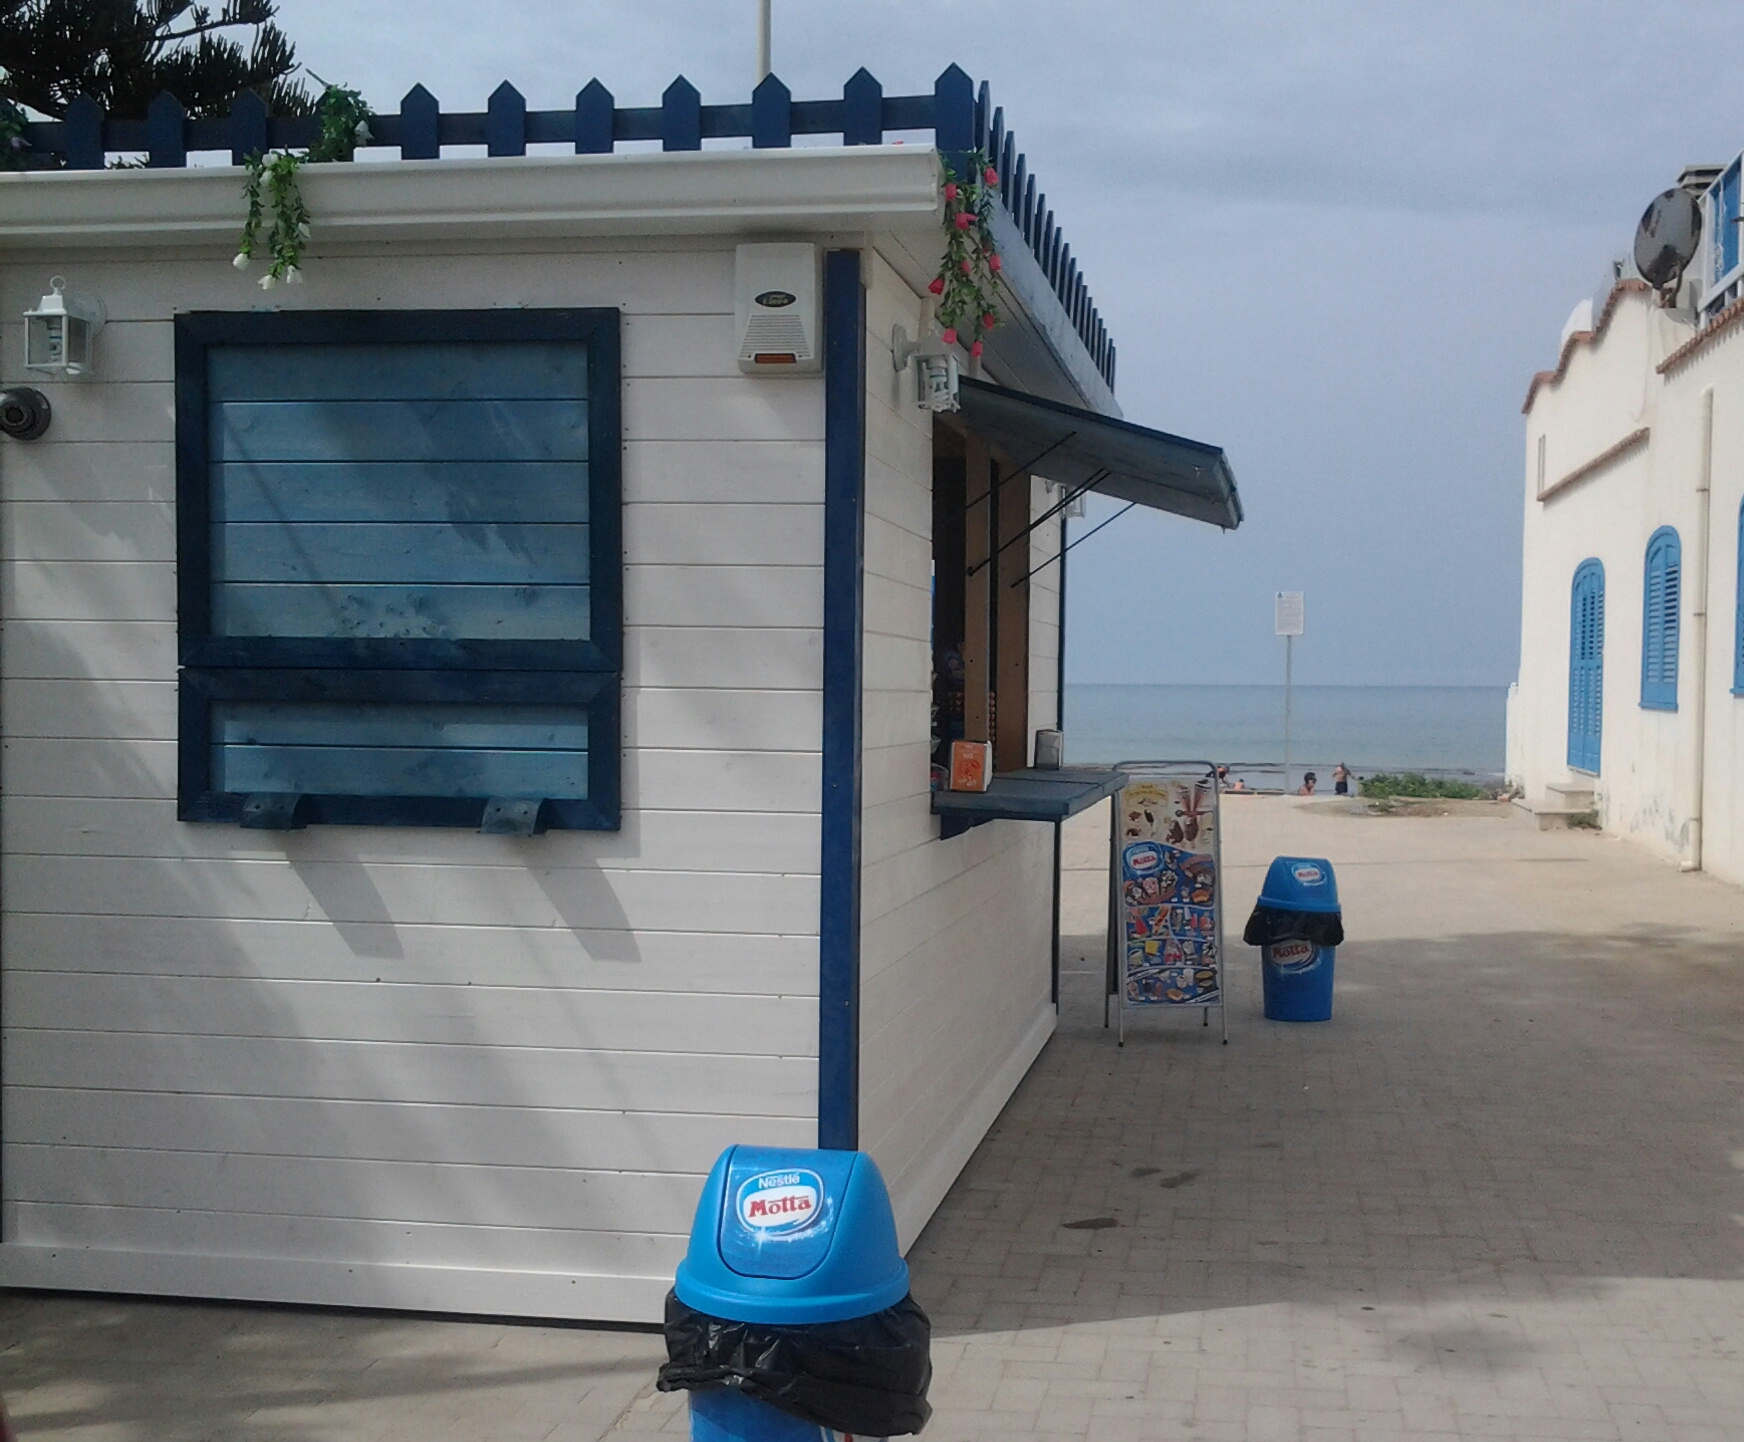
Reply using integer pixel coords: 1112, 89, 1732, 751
891, 324, 961, 413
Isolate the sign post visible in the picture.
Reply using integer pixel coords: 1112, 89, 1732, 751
1274, 592, 1304, 794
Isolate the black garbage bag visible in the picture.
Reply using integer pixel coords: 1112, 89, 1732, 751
658, 1289, 932, 1436
1243, 905, 1344, 949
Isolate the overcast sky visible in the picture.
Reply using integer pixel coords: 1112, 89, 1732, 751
275, 0, 1744, 686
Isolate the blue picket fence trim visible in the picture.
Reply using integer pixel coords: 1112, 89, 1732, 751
400, 83, 439, 159
146, 90, 185, 168
228, 88, 267, 165
487, 81, 527, 157
843, 68, 882, 147
661, 76, 701, 152
574, 80, 613, 154
751, 74, 791, 149
22, 64, 1115, 390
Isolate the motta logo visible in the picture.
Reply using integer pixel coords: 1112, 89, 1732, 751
736, 1169, 824, 1234
1292, 864, 1324, 885
1269, 938, 1317, 970
1125, 843, 1164, 876
754, 290, 797, 308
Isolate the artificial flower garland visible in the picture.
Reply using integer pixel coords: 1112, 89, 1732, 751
928, 149, 1003, 357
234, 80, 373, 288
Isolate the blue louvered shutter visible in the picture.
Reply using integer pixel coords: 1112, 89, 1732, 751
1723, 163, 1742, 283
206, 341, 595, 802
1640, 527, 1680, 711
1568, 560, 1604, 772
177, 311, 621, 831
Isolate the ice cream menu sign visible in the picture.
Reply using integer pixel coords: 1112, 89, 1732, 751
1117, 777, 1221, 1006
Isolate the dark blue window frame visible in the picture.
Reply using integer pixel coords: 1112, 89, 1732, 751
1640, 525, 1681, 712
175, 308, 621, 830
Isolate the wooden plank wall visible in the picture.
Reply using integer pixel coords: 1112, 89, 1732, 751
0, 239, 826, 1323
858, 252, 1059, 1249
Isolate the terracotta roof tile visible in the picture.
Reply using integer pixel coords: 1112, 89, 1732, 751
1658, 291, 1744, 375
1521, 279, 1651, 415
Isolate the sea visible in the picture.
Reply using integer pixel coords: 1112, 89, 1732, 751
1063, 684, 1507, 783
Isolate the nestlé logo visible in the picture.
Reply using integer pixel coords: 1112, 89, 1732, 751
736, 1168, 823, 1234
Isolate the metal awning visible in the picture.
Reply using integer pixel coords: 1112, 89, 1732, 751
956, 377, 1243, 530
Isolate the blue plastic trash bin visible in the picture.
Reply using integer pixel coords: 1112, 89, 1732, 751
661, 1145, 929, 1441
1246, 856, 1342, 1022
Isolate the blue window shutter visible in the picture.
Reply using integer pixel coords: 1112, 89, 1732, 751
176, 311, 622, 831
1641, 527, 1681, 710
1726, 164, 1742, 278
1568, 559, 1604, 771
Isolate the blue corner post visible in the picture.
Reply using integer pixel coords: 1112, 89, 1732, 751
818, 250, 866, 1151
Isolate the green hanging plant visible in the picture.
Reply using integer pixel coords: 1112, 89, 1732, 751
0, 96, 35, 172
928, 149, 1003, 357
233, 79, 373, 288
306, 79, 374, 163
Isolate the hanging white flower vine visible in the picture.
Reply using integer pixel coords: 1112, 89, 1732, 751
234, 80, 374, 288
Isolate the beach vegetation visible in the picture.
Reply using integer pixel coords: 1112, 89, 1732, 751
1358, 772, 1485, 800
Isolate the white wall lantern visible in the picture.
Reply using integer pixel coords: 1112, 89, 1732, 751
24, 277, 105, 377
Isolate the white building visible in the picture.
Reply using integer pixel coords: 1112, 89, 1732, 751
1509, 159, 1744, 884
0, 71, 1239, 1322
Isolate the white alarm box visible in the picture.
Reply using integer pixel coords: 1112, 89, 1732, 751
735, 243, 822, 374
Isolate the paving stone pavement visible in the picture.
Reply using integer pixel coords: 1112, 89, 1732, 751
0, 1296, 665, 1441
893, 798, 1744, 1442
6, 799, 1744, 1441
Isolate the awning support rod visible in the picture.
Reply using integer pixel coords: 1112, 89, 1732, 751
1012, 500, 1136, 587
963, 431, 1078, 511
965, 469, 1107, 579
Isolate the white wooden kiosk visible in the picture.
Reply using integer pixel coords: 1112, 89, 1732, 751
0, 69, 1241, 1322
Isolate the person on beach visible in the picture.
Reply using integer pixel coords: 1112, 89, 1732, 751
1217, 765, 1248, 793
1333, 762, 1351, 796
1298, 771, 1317, 796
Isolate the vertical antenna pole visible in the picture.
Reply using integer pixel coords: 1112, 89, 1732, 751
756, 0, 772, 82
1283, 634, 1294, 795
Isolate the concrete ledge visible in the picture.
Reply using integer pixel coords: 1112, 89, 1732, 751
1512, 796, 1597, 831
0, 146, 943, 249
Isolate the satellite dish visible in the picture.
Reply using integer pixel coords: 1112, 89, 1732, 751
1633, 187, 1702, 289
